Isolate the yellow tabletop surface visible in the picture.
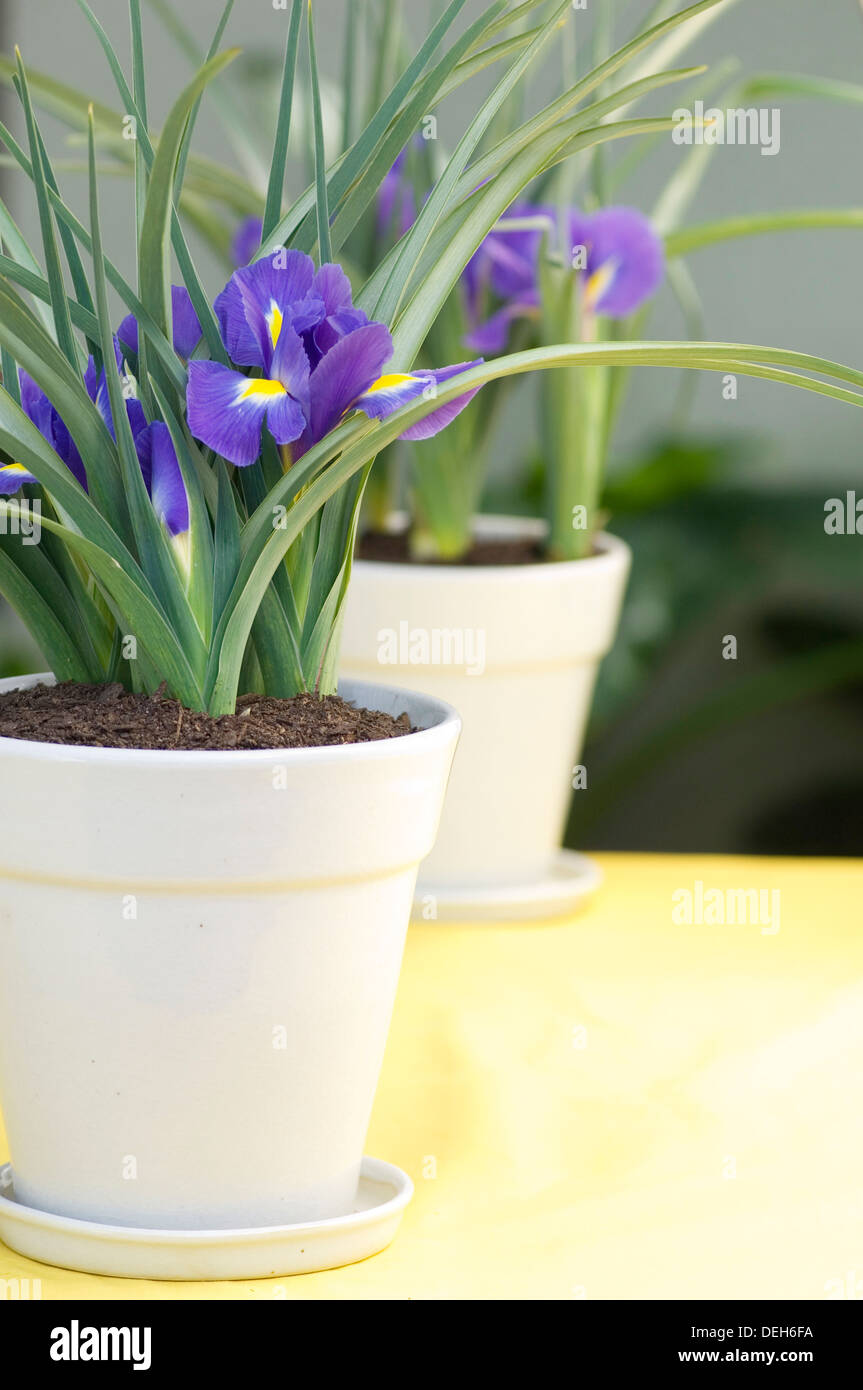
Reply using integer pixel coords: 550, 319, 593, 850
2, 852, 861, 1301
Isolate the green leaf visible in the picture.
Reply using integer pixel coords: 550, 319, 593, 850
0, 305, 204, 702
259, 0, 475, 257
88, 112, 209, 683
237, 456, 307, 697
13, 54, 78, 368
0, 497, 106, 675
138, 48, 239, 344
357, 61, 707, 321
30, 123, 99, 355
435, 23, 543, 106
306, 0, 332, 263
35, 494, 115, 664
130, 0, 148, 125
149, 377, 216, 642
373, 0, 574, 327
385, 117, 682, 365
213, 461, 241, 626
73, 0, 138, 118
326, 4, 501, 258
32, 511, 206, 707
621, 0, 741, 96
666, 209, 863, 259
174, 2, 237, 200
0, 275, 128, 525
208, 339, 863, 712
143, 0, 268, 192
340, 0, 361, 151
300, 465, 370, 692
0, 54, 122, 142
0, 184, 74, 337
0, 342, 21, 407
475, 0, 554, 47
0, 118, 187, 391
0, 523, 97, 683
449, 0, 731, 206
741, 72, 863, 107
263, 0, 303, 242
0, 251, 106, 354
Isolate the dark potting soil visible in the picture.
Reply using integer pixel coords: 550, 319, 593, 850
0, 681, 414, 751
358, 529, 546, 567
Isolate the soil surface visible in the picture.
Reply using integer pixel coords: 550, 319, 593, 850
0, 681, 414, 751
358, 529, 546, 567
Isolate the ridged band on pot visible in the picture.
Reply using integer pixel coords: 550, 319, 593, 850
0, 675, 460, 1231
340, 518, 631, 894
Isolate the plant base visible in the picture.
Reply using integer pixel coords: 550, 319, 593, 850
0, 1158, 412, 1281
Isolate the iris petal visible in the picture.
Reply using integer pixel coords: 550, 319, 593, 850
313, 263, 354, 317
149, 424, 190, 538
117, 311, 139, 356
568, 206, 664, 318
171, 286, 204, 359
215, 252, 319, 370
305, 264, 367, 365
232, 216, 263, 267
119, 289, 202, 361
313, 306, 370, 362
135, 421, 190, 537
19, 369, 87, 491
297, 320, 393, 455
187, 361, 272, 467
356, 359, 483, 440
464, 299, 538, 354
186, 361, 306, 467
262, 391, 307, 448
270, 322, 312, 416
0, 462, 37, 494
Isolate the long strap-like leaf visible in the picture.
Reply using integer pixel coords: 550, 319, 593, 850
207, 340, 863, 711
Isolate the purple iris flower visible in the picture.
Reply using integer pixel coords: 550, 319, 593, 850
118, 285, 203, 361
133, 421, 190, 538
568, 207, 665, 317
0, 357, 123, 495
306, 262, 370, 367
0, 349, 190, 544
186, 251, 483, 469
232, 216, 264, 267
465, 203, 664, 352
0, 369, 86, 494
377, 147, 417, 241
0, 456, 37, 493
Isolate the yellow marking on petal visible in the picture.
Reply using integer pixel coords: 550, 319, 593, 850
268, 303, 283, 349
0, 462, 30, 475
583, 261, 618, 312
240, 378, 287, 400
365, 373, 417, 394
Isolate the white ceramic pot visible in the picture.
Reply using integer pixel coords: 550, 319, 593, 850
0, 674, 459, 1232
340, 518, 631, 908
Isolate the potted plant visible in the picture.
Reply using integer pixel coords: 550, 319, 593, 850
0, 0, 860, 1280
335, 1, 863, 918
99, 0, 863, 919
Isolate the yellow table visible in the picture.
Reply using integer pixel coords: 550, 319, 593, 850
2, 852, 861, 1301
